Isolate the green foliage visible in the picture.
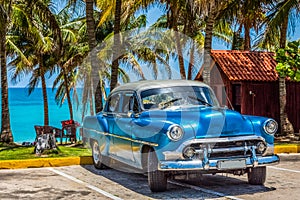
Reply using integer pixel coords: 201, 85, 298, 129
0, 143, 91, 160
275, 40, 300, 81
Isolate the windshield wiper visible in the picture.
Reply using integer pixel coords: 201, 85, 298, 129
160, 98, 182, 109
188, 96, 213, 107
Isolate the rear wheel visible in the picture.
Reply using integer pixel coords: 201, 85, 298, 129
247, 166, 266, 185
147, 149, 167, 192
92, 141, 105, 169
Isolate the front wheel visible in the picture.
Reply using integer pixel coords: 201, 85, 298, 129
247, 166, 266, 185
147, 149, 167, 192
92, 141, 105, 169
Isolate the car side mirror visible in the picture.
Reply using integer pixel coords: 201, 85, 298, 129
127, 110, 133, 118
128, 110, 139, 118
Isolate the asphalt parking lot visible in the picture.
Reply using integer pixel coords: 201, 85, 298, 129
0, 158, 299, 200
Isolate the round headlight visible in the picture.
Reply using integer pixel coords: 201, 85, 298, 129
167, 125, 184, 141
263, 119, 278, 135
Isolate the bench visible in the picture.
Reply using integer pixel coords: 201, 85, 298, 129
34, 125, 67, 144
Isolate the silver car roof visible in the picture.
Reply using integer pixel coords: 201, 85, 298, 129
111, 80, 210, 94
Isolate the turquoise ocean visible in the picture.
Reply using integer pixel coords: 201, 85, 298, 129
0, 88, 83, 143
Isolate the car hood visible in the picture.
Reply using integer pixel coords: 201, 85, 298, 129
140, 106, 254, 138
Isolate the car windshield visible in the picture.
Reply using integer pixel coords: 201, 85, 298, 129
141, 86, 219, 110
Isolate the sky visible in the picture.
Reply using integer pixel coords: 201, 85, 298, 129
7, 5, 300, 88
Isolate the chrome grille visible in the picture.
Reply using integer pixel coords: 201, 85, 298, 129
186, 139, 265, 159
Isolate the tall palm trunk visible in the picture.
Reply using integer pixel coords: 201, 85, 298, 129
86, 0, 103, 113
95, 80, 103, 113
41, 71, 49, 126
110, 0, 122, 91
175, 30, 186, 79
0, 19, 13, 143
62, 67, 73, 120
89, 79, 94, 116
86, 0, 97, 52
170, 2, 186, 79
279, 14, 294, 136
201, 6, 216, 86
244, 20, 251, 50
187, 43, 195, 80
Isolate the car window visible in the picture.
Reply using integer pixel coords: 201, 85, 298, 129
106, 93, 121, 113
141, 86, 219, 110
121, 92, 134, 113
121, 92, 140, 113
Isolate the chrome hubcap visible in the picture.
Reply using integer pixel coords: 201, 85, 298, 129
93, 142, 100, 163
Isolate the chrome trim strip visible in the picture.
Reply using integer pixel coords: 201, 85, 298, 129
158, 155, 280, 171
195, 145, 254, 154
176, 135, 266, 153
188, 135, 265, 144
83, 127, 159, 147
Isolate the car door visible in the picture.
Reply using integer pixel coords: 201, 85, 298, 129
102, 92, 122, 156
111, 91, 136, 163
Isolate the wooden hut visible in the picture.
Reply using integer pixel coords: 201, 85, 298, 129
195, 50, 300, 132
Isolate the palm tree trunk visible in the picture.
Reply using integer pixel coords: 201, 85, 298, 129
86, 0, 103, 114
244, 21, 251, 50
41, 72, 49, 126
62, 68, 73, 120
279, 14, 294, 136
0, 20, 13, 143
201, 6, 216, 86
232, 26, 243, 50
89, 81, 94, 116
170, 2, 186, 79
95, 80, 103, 113
110, 0, 122, 91
86, 0, 97, 51
187, 43, 195, 80
175, 30, 186, 79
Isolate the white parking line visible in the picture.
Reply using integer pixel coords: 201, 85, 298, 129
48, 168, 123, 200
169, 180, 245, 200
268, 166, 300, 173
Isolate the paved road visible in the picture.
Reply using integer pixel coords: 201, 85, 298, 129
0, 160, 299, 200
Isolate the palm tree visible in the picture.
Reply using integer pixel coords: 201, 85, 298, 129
77, 57, 139, 120
276, 0, 299, 136
191, 0, 232, 85
52, 6, 88, 120
0, 2, 13, 143
163, 0, 186, 79
221, 0, 270, 50
8, 0, 62, 126
85, 0, 153, 112
110, 0, 122, 91
257, 0, 300, 136
150, 1, 235, 89
95, 0, 157, 90
84, 0, 158, 113
85, 0, 104, 113
160, 0, 211, 80
150, 7, 234, 80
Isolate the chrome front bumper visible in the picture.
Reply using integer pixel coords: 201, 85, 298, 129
158, 154, 280, 171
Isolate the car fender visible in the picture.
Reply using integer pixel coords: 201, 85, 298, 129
83, 115, 109, 152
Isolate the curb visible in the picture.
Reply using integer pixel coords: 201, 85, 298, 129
0, 156, 93, 169
274, 145, 300, 154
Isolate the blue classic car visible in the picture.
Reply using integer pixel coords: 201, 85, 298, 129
83, 80, 279, 192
